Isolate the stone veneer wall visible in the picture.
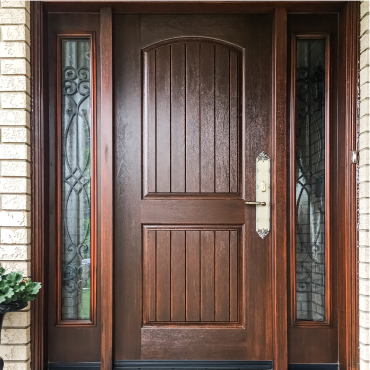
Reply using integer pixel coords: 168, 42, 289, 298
0, 1, 31, 369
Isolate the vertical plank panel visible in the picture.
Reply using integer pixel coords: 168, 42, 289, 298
186, 230, 200, 321
156, 230, 171, 321
147, 230, 156, 322
171, 230, 186, 321
215, 46, 230, 193
200, 230, 215, 321
200, 43, 215, 193
186, 43, 200, 193
215, 230, 230, 321
229, 51, 239, 194
100, 7, 113, 370
156, 46, 171, 192
229, 230, 238, 321
146, 51, 156, 193
171, 43, 186, 193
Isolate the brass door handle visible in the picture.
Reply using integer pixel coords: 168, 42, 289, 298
245, 201, 266, 206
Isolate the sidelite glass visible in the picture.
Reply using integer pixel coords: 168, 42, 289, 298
61, 39, 91, 320
295, 39, 326, 322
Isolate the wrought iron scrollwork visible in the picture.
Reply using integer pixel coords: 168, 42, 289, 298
295, 40, 326, 321
61, 45, 91, 321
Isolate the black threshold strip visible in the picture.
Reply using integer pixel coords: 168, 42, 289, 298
49, 361, 273, 370
48, 361, 338, 370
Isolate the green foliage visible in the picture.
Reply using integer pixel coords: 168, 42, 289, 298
0, 267, 41, 305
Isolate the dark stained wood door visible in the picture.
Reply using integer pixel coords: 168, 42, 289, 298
114, 14, 273, 361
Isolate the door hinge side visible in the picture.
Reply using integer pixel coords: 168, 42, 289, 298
351, 150, 359, 164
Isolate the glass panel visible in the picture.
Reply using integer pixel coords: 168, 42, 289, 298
295, 39, 326, 322
61, 39, 91, 320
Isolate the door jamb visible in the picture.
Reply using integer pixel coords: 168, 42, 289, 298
30, 3, 359, 370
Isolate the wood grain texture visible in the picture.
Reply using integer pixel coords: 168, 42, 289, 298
100, 7, 113, 370
288, 13, 339, 364
143, 40, 241, 196
272, 8, 288, 370
144, 227, 239, 324
31, 2, 48, 369
47, 11, 101, 364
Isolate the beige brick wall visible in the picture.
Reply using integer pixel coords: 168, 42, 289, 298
0, 1, 30, 369
361, 2, 370, 369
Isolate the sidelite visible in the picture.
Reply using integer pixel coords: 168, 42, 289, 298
294, 38, 328, 322
61, 39, 92, 321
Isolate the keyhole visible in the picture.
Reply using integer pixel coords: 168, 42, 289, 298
261, 181, 266, 192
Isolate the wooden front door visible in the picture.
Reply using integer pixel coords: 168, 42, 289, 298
41, 3, 359, 370
113, 14, 273, 362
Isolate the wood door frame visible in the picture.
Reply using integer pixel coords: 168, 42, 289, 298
30, 2, 359, 370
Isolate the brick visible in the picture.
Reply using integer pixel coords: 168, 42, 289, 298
361, 148, 370, 167
363, 32, 370, 54
2, 194, 30, 210
362, 82, 370, 101
0, 110, 29, 127
360, 262, 370, 279
0, 178, 30, 193
361, 102, 370, 120
362, 1, 370, 18
360, 181, 370, 199
3, 362, 30, 370
362, 66, 370, 88
1, 25, 30, 43
361, 327, 370, 346
360, 232, 370, 248
362, 311, 370, 329
1, 1, 31, 12
360, 359, 370, 370
0, 59, 30, 75
362, 49, 370, 70
1, 128, 30, 143
0, 211, 29, 227
1, 93, 30, 110
0, 343, 30, 361
1, 328, 30, 345
362, 15, 370, 35
0, 144, 30, 160
0, 229, 30, 245
361, 131, 370, 150
361, 294, 370, 311
360, 165, 370, 184
0, 9, 29, 24
0, 76, 29, 92
360, 278, 370, 295
1, 261, 30, 276
0, 162, 30, 177
360, 213, 370, 230
0, 42, 29, 59
0, 245, 29, 261
2, 311, 30, 327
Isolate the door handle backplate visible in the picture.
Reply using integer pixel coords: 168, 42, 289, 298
255, 151, 270, 239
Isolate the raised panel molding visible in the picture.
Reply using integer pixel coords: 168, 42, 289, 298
143, 225, 242, 325
143, 38, 242, 197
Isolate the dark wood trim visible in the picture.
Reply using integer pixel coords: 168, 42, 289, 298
272, 7, 288, 370
55, 33, 97, 327
338, 2, 360, 370
43, 1, 345, 14
100, 7, 114, 370
31, 2, 48, 369
289, 34, 332, 327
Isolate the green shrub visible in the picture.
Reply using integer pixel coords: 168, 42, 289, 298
0, 267, 41, 304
